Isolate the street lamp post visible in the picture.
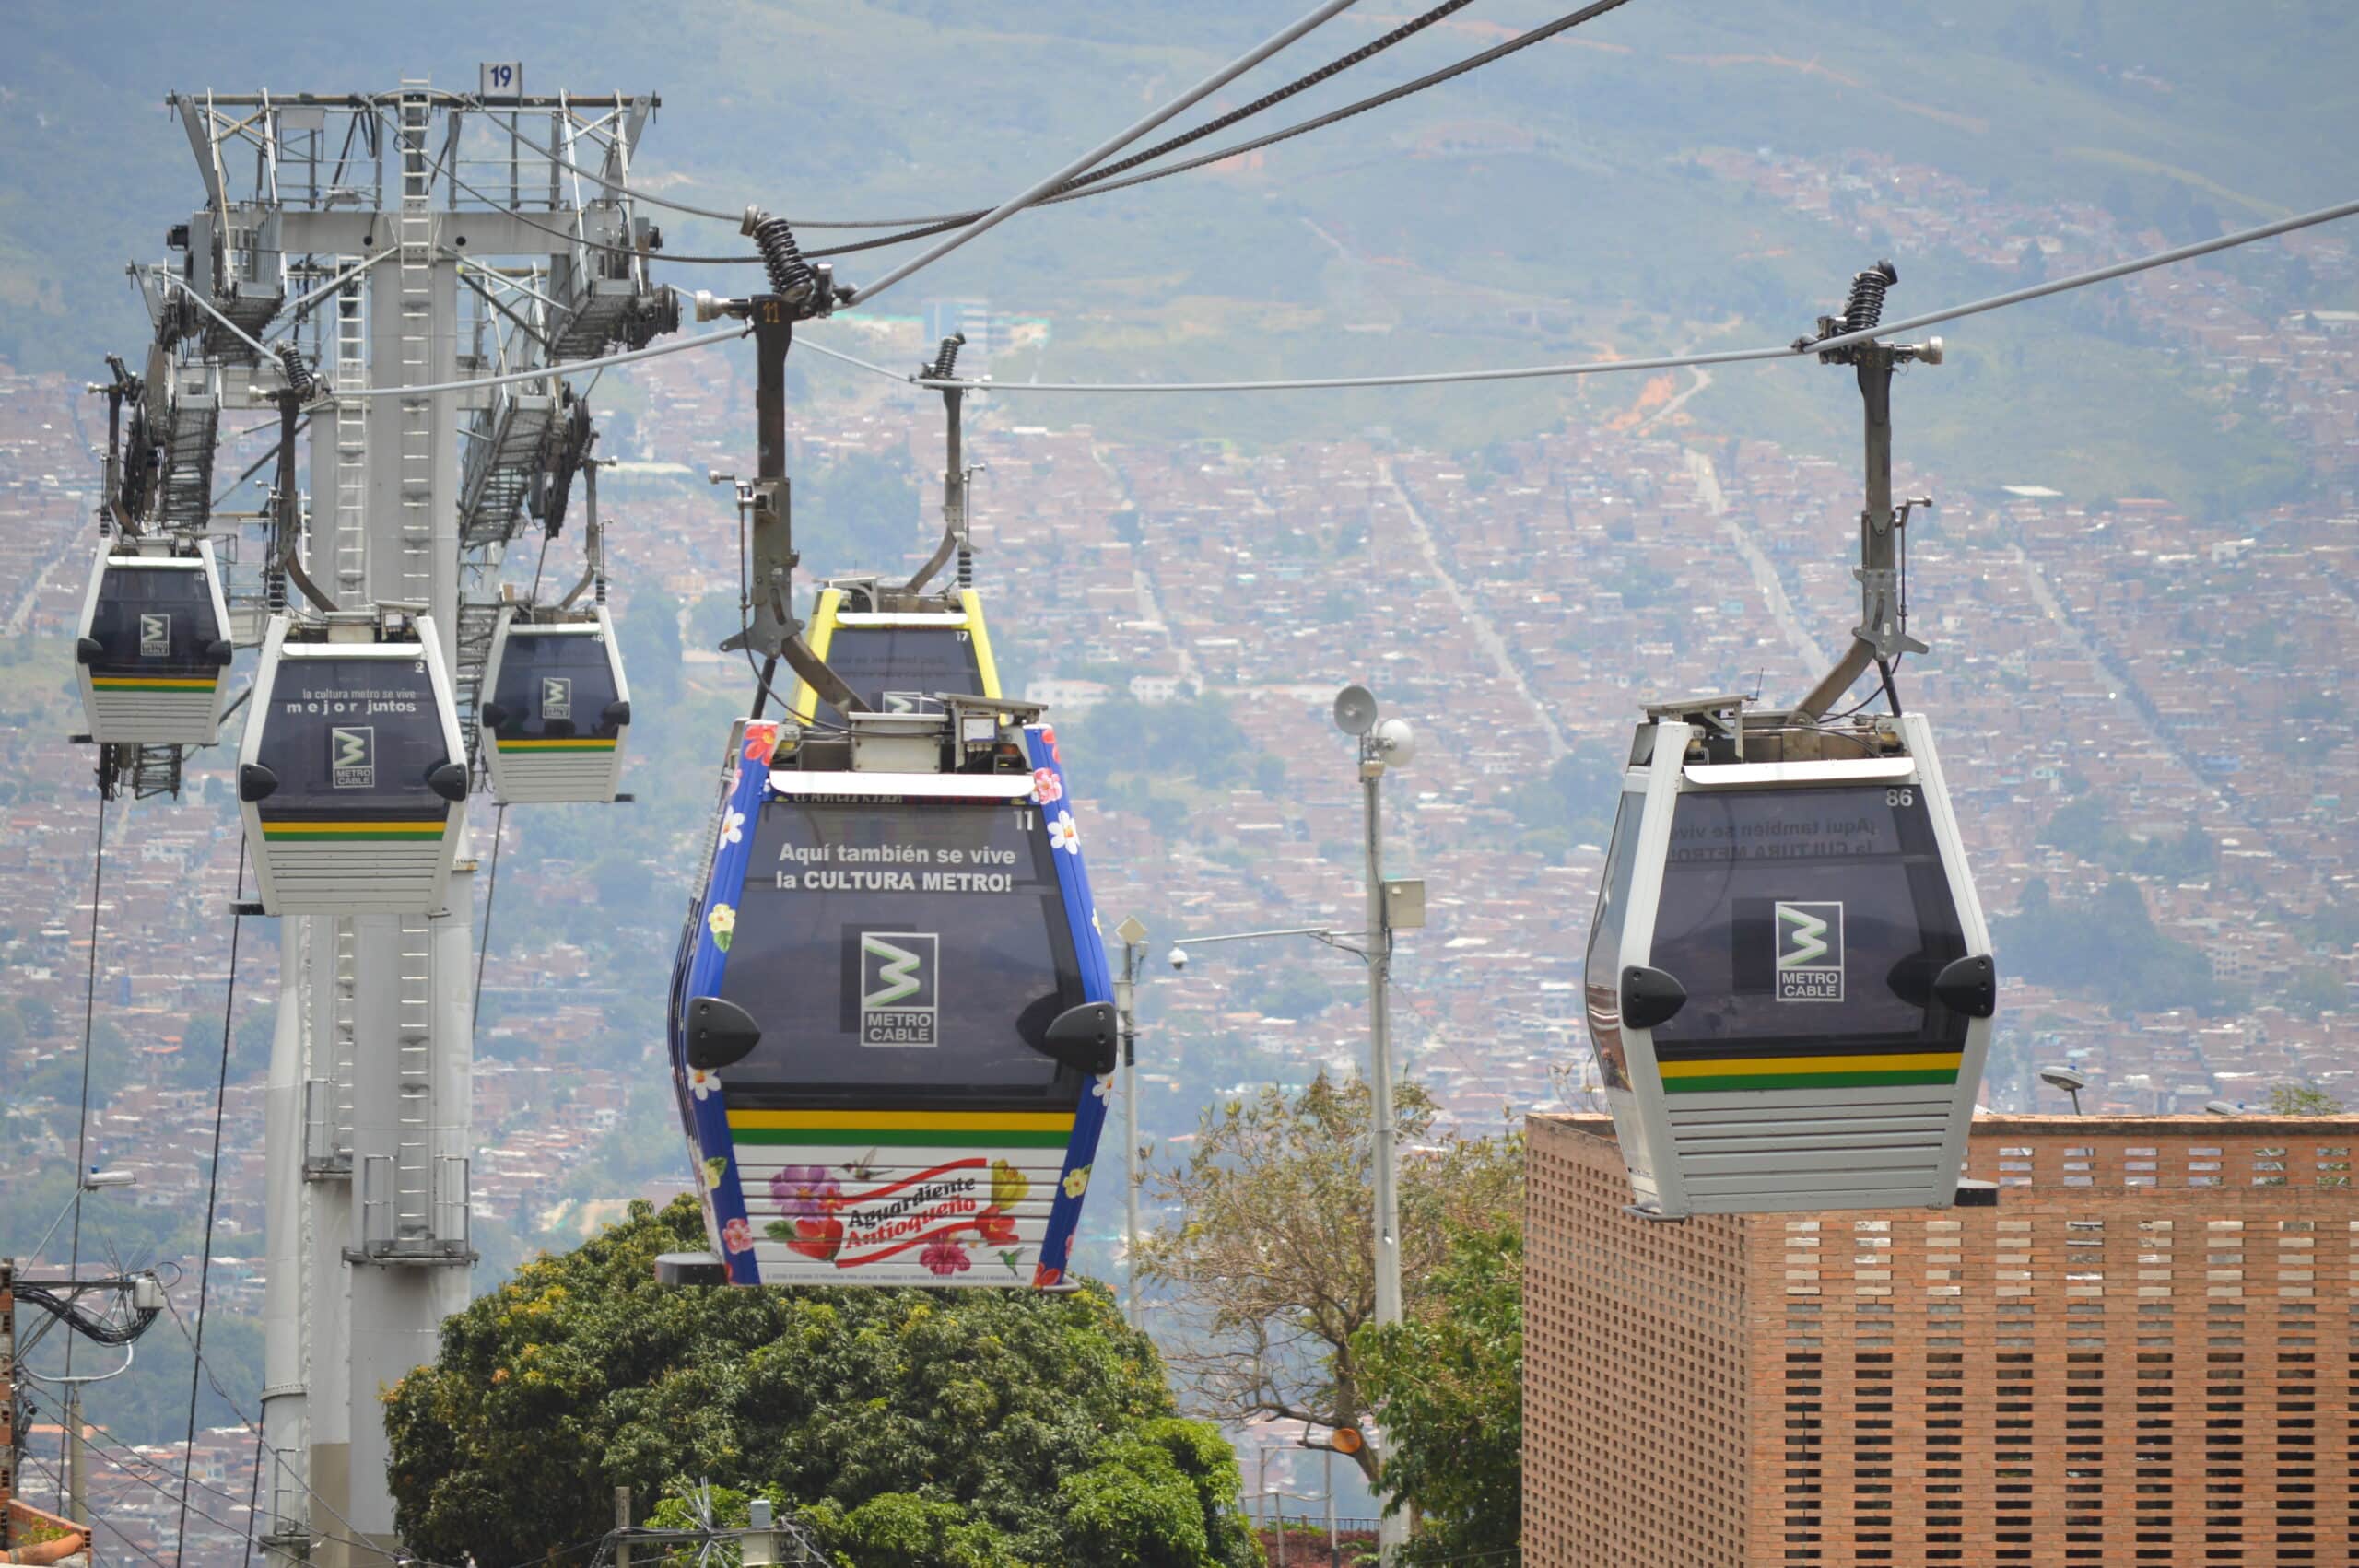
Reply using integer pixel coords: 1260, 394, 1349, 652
1166, 685, 1421, 1565
1113, 915, 1150, 1328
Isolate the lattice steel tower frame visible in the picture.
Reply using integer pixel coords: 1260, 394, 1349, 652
133, 79, 676, 1568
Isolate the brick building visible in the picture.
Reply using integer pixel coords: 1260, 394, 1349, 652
1525, 1113, 2359, 1565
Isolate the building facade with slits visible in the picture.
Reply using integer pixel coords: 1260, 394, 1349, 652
1524, 1113, 2359, 1566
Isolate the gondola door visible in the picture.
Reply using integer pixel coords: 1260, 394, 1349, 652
1587, 712, 1996, 1217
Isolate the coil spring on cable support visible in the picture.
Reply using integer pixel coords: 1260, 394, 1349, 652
1842, 260, 1898, 336
742, 207, 816, 302
931, 333, 966, 380
276, 344, 316, 401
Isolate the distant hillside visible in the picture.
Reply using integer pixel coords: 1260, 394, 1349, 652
5, 1, 2353, 494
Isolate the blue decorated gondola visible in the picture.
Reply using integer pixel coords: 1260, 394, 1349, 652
669, 703, 1115, 1289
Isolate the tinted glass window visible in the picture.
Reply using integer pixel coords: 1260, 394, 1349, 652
1581, 793, 1644, 1091
816, 626, 985, 722
1649, 785, 1966, 1057
488, 629, 622, 737
718, 797, 1080, 1108
88, 565, 222, 671
257, 655, 451, 816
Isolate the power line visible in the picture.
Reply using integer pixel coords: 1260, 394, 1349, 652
848, 0, 1369, 307
474, 802, 507, 1031
886, 195, 2359, 393
174, 842, 248, 1568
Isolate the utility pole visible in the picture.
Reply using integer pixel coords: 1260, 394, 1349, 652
1112, 917, 1148, 1327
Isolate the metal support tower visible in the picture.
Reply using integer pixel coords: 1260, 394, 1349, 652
149, 81, 672, 1568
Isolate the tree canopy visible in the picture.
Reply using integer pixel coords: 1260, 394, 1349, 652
1134, 1073, 1523, 1485
383, 1196, 1259, 1568
1355, 1223, 1524, 1564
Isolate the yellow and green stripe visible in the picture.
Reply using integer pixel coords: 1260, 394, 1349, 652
495, 736, 617, 752
92, 674, 218, 692
728, 1108, 1076, 1148
260, 819, 448, 842
1661, 1051, 1963, 1094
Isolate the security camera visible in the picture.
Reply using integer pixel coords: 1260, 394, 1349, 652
1167, 946, 1189, 972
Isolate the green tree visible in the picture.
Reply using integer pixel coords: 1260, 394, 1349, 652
1355, 1225, 1523, 1565
383, 1196, 1258, 1568
2265, 1083, 2344, 1116
1135, 1073, 1523, 1487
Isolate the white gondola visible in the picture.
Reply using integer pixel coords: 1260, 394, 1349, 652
73, 539, 233, 744
1584, 707, 1996, 1218
477, 604, 631, 803
237, 614, 469, 916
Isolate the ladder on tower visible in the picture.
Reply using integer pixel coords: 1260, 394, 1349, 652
394, 82, 436, 609
333, 260, 370, 601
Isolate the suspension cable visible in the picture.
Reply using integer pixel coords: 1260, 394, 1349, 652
888, 195, 2359, 393
62, 790, 107, 1407
432, 1, 1638, 270
474, 802, 507, 1032
848, 0, 1368, 307
173, 840, 247, 1568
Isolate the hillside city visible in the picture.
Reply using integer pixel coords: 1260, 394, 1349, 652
0, 126, 2353, 1562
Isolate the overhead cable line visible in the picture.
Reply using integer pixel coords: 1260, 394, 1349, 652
333, 322, 752, 398
884, 194, 2359, 392
174, 844, 248, 1568
847, 0, 1369, 307
439, 0, 1637, 270
822, 0, 1643, 264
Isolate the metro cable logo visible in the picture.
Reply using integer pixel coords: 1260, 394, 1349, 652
329, 726, 376, 790
540, 676, 572, 721
860, 931, 939, 1046
1774, 900, 1844, 1001
139, 614, 170, 658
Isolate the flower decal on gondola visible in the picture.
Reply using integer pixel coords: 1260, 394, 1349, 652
702, 1155, 729, 1190
689, 1067, 722, 1100
721, 1217, 755, 1254
1092, 1074, 1113, 1101
775, 1214, 844, 1262
721, 808, 746, 847
1039, 724, 1061, 765
707, 903, 736, 952
991, 1159, 1030, 1210
1062, 1165, 1091, 1200
769, 1164, 841, 1217
743, 724, 780, 766
1031, 1264, 1062, 1290
1030, 768, 1063, 804
921, 1235, 972, 1278
1047, 813, 1081, 855
975, 1208, 1020, 1247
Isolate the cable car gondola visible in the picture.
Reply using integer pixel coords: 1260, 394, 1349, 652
793, 578, 1000, 720
1583, 700, 1996, 1217
478, 603, 631, 802
237, 612, 469, 916
73, 539, 233, 745
669, 698, 1115, 1288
